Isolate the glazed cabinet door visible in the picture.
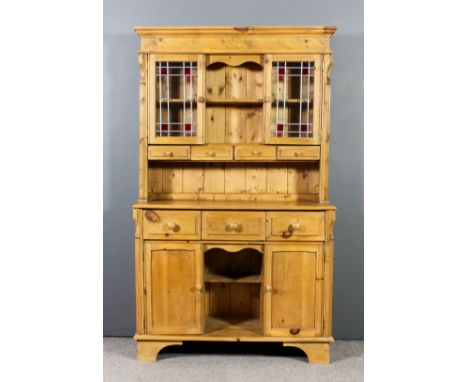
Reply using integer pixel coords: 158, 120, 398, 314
144, 243, 203, 334
148, 54, 205, 144
265, 55, 323, 145
264, 244, 324, 337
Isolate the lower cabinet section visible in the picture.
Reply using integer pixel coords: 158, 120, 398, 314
142, 240, 325, 338
144, 243, 203, 334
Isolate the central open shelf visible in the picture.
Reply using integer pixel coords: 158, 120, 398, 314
204, 246, 263, 335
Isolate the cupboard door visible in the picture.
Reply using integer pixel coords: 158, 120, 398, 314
265, 55, 322, 145
148, 54, 205, 144
264, 244, 323, 337
144, 243, 203, 334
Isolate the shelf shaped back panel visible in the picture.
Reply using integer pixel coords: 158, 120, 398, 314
206, 62, 264, 144
148, 162, 319, 201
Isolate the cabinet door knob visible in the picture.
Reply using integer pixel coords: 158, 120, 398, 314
251, 150, 261, 156
294, 151, 304, 156
163, 151, 174, 157
265, 285, 272, 292
198, 96, 205, 103
289, 328, 301, 335
207, 151, 216, 157
195, 283, 202, 291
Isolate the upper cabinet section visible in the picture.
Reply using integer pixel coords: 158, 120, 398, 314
149, 54, 205, 144
139, 27, 336, 147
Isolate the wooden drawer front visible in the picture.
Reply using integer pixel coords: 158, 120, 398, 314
202, 211, 265, 240
235, 145, 276, 160
277, 146, 320, 160
267, 212, 325, 241
148, 146, 190, 160
191, 145, 233, 160
143, 210, 200, 240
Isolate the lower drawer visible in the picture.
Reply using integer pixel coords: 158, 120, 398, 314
202, 211, 265, 241
143, 210, 200, 240
266, 212, 325, 241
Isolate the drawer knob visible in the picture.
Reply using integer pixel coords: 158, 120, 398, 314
163, 151, 174, 157
289, 328, 301, 335
226, 222, 242, 232
251, 150, 261, 156
294, 151, 304, 156
166, 221, 180, 232
195, 283, 203, 291
289, 222, 302, 232
265, 285, 272, 292
207, 151, 216, 157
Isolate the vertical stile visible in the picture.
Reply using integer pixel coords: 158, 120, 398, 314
275, 63, 279, 137
306, 61, 310, 136
189, 61, 193, 137
299, 62, 303, 138
166, 62, 170, 136
183, 62, 186, 137
158, 63, 162, 136
283, 62, 287, 137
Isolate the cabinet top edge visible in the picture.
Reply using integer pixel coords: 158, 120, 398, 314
134, 26, 337, 37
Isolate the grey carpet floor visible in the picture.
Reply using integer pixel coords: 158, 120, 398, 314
104, 337, 363, 382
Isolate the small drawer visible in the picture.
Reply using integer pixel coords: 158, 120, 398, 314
266, 212, 324, 241
235, 145, 276, 160
277, 146, 320, 160
202, 211, 265, 240
143, 210, 200, 240
148, 146, 190, 160
191, 145, 233, 160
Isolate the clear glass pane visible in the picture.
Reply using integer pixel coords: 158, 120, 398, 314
155, 62, 198, 137
271, 61, 314, 138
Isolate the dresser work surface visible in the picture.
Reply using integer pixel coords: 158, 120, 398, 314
132, 26, 336, 364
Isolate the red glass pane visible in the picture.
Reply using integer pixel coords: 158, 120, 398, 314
300, 124, 308, 132
160, 67, 167, 75
277, 124, 283, 137
278, 67, 285, 82
185, 123, 192, 134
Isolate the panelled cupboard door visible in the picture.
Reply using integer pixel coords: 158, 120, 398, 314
148, 54, 205, 144
265, 55, 323, 145
144, 243, 203, 334
264, 244, 324, 337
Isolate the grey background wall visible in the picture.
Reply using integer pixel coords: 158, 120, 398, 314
104, 0, 363, 339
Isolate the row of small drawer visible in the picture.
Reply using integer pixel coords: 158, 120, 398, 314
148, 145, 320, 161
142, 210, 325, 241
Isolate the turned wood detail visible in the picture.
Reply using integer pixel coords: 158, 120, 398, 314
137, 341, 183, 362
283, 343, 330, 364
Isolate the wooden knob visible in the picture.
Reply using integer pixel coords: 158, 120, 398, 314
289, 328, 301, 335
207, 151, 216, 157
198, 96, 205, 103
265, 285, 272, 292
294, 151, 304, 157
226, 222, 241, 232
166, 222, 178, 230
289, 222, 301, 232
163, 151, 174, 157
195, 283, 202, 291
264, 96, 272, 103
251, 150, 261, 156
